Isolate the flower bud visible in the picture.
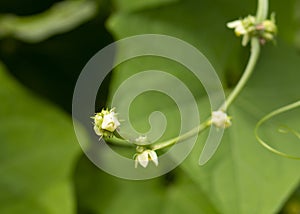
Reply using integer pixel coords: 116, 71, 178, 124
211, 111, 232, 128
93, 108, 120, 138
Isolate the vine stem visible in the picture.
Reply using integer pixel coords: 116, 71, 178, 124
104, 136, 134, 147
149, 0, 267, 150
104, 0, 268, 152
256, 0, 269, 22
219, 0, 267, 111
151, 119, 211, 151
219, 38, 260, 111
152, 37, 261, 150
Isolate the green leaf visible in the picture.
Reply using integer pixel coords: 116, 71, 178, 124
112, 0, 178, 12
106, 0, 300, 213
0, 63, 82, 214
74, 156, 218, 214
0, 0, 98, 43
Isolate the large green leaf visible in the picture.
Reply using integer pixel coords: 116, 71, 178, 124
106, 0, 300, 213
74, 156, 218, 214
0, 63, 81, 213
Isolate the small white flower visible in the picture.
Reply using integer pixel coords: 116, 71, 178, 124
227, 15, 256, 46
101, 111, 120, 132
93, 108, 120, 137
227, 20, 247, 36
211, 111, 232, 128
227, 15, 277, 46
135, 150, 158, 168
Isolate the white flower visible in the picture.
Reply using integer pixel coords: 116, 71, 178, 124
93, 108, 120, 137
101, 111, 120, 132
135, 150, 158, 168
211, 111, 232, 128
227, 20, 247, 36
227, 15, 277, 46
227, 15, 256, 46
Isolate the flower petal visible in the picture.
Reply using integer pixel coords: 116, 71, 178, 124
235, 25, 247, 36
101, 112, 120, 132
93, 125, 102, 136
148, 150, 159, 166
134, 158, 139, 168
137, 151, 149, 168
227, 20, 241, 28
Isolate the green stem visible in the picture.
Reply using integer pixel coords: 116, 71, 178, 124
104, 135, 134, 147
107, 38, 260, 148
151, 119, 211, 151
220, 38, 261, 111
103, 0, 268, 152
104, 32, 261, 151
154, 38, 261, 150
256, 0, 268, 23
220, 0, 268, 110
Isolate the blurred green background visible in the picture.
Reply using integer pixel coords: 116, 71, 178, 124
0, 0, 300, 213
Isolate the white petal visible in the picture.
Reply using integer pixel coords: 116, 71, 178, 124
102, 116, 114, 131
93, 125, 102, 136
235, 25, 247, 35
112, 113, 121, 127
148, 150, 158, 166
137, 151, 149, 168
94, 114, 102, 122
101, 115, 111, 128
101, 112, 120, 132
227, 20, 241, 28
211, 111, 228, 128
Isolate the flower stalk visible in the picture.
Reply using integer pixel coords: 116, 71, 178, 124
94, 0, 274, 167
219, 38, 261, 111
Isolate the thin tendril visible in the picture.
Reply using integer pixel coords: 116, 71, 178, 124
278, 126, 300, 140
255, 100, 300, 160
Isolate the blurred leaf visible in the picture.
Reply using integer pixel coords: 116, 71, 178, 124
160, 171, 218, 214
106, 0, 300, 213
74, 155, 165, 214
0, 0, 98, 43
294, 0, 300, 49
281, 186, 300, 214
74, 156, 218, 214
0, 63, 82, 214
112, 0, 178, 12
